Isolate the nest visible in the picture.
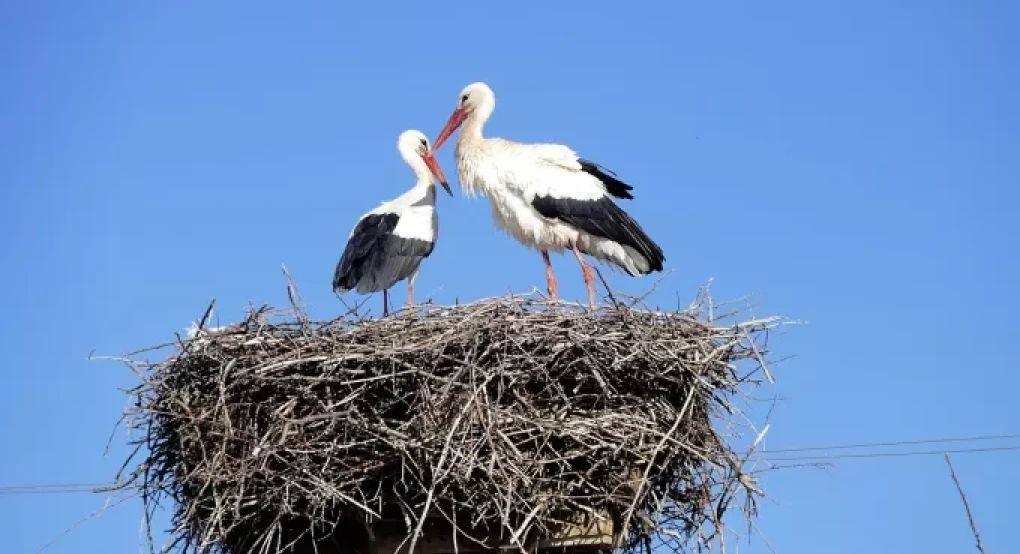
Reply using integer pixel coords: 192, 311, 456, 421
114, 288, 784, 554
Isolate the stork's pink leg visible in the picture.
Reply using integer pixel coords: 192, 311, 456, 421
382, 289, 390, 317
407, 280, 414, 311
570, 242, 596, 309
541, 251, 558, 302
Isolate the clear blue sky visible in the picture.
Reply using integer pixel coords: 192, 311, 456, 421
2, 1, 1018, 553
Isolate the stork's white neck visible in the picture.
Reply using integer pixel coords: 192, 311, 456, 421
398, 143, 435, 189
459, 94, 495, 147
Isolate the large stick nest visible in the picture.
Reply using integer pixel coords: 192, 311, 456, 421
114, 288, 784, 554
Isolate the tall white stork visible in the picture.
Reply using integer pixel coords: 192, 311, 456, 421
429, 82, 665, 308
332, 129, 451, 316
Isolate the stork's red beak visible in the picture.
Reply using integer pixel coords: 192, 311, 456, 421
423, 152, 452, 196
431, 107, 468, 153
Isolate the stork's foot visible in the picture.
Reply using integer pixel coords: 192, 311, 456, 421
547, 280, 559, 303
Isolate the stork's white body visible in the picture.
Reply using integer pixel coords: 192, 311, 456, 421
431, 82, 665, 307
342, 184, 439, 293
383, 189, 439, 248
332, 130, 447, 316
359, 183, 439, 254
455, 137, 655, 276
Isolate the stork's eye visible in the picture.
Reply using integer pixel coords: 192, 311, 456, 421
461, 94, 469, 103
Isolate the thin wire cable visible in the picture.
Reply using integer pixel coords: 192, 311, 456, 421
0, 482, 111, 496
762, 432, 1020, 454
3, 433, 1019, 495
0, 482, 107, 491
767, 444, 1020, 462
0, 488, 105, 495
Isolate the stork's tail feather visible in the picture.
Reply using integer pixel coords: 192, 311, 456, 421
620, 224, 665, 276
575, 163, 664, 272
333, 252, 364, 294
332, 265, 353, 294
578, 158, 634, 200
597, 198, 665, 275
574, 198, 665, 276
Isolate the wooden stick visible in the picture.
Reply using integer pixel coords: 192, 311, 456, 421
944, 453, 986, 554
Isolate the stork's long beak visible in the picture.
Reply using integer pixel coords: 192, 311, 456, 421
431, 107, 468, 153
423, 152, 452, 196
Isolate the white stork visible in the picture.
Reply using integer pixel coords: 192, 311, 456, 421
429, 82, 665, 308
332, 129, 451, 316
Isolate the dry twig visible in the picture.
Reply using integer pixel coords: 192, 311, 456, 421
944, 453, 987, 554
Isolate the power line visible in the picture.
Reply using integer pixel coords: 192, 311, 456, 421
0, 482, 106, 491
0, 488, 104, 495
762, 433, 1020, 454
2, 433, 1019, 496
0, 483, 109, 496
767, 443, 1020, 462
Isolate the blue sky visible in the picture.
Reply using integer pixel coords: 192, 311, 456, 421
2, 1, 1018, 552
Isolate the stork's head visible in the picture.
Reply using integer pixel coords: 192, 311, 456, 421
432, 82, 495, 153
398, 129, 451, 196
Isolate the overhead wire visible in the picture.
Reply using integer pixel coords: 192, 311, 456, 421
762, 432, 1020, 454
2, 432, 1019, 495
0, 483, 109, 495
765, 443, 1020, 462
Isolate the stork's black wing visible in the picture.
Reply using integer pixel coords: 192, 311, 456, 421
332, 212, 434, 294
333, 213, 398, 293
578, 158, 634, 200
531, 195, 665, 274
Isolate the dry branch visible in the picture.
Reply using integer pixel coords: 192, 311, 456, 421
944, 453, 987, 554
112, 288, 786, 554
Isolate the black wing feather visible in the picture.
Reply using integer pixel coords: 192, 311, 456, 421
578, 158, 634, 200
532, 195, 665, 275
333, 212, 434, 294
353, 235, 433, 293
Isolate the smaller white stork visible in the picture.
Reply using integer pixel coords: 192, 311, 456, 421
429, 82, 665, 308
332, 129, 451, 316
